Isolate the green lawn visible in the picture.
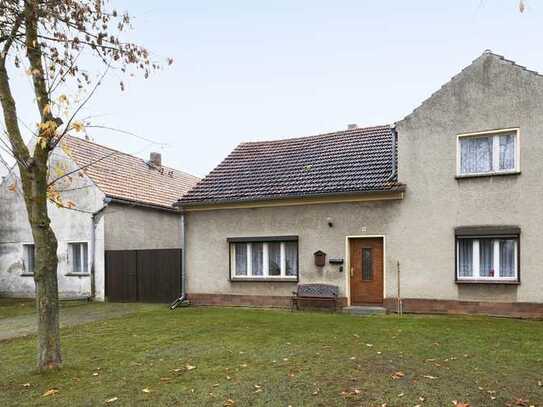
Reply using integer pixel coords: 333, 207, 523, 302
1, 305, 542, 406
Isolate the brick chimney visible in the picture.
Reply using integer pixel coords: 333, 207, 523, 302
149, 152, 162, 167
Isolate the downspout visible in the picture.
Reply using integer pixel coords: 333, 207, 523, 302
89, 197, 111, 300
170, 203, 189, 309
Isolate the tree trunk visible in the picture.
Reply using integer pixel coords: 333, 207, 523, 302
29, 161, 62, 371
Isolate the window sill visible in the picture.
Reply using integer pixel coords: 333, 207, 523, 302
456, 279, 520, 285
455, 170, 521, 180
231, 277, 298, 283
65, 273, 90, 277
20, 273, 34, 277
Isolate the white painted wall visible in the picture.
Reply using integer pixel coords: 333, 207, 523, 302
0, 146, 106, 300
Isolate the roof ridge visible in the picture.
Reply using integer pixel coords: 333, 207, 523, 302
240, 124, 391, 146
62, 134, 199, 179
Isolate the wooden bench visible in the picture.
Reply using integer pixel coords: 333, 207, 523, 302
291, 284, 339, 312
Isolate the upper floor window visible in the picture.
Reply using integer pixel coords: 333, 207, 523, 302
457, 129, 519, 176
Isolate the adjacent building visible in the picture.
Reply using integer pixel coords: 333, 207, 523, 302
0, 135, 199, 300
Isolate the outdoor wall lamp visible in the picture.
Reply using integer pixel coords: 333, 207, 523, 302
326, 217, 333, 227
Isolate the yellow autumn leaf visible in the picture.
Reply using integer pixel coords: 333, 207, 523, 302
42, 104, 51, 115
42, 388, 59, 397
72, 121, 85, 132
58, 94, 69, 104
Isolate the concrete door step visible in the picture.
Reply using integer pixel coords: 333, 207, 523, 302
343, 306, 387, 316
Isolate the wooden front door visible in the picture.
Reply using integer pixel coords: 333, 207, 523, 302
349, 238, 384, 305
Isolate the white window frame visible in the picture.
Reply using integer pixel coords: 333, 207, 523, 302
456, 237, 518, 282
22, 243, 35, 275
456, 128, 520, 177
230, 240, 298, 281
68, 242, 89, 275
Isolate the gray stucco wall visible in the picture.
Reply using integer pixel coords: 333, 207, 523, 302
0, 147, 106, 300
185, 201, 402, 298
394, 52, 543, 304
103, 203, 183, 250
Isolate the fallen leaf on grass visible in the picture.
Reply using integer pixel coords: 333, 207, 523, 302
224, 399, 235, 406
398, 393, 404, 397
142, 388, 151, 393
423, 375, 438, 380
391, 371, 405, 380
240, 363, 248, 368
366, 343, 373, 347
42, 389, 59, 397
452, 401, 470, 407
312, 388, 320, 395
514, 399, 529, 406
186, 364, 196, 371
105, 397, 118, 404
160, 377, 172, 382
93, 372, 99, 376
22, 383, 31, 387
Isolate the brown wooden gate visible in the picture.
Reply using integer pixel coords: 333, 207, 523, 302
105, 249, 182, 303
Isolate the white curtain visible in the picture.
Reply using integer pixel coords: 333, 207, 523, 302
458, 239, 473, 277
285, 242, 298, 276
499, 134, 515, 170
499, 240, 515, 277
479, 239, 494, 277
460, 137, 492, 174
251, 243, 263, 276
268, 243, 281, 275
234, 243, 247, 276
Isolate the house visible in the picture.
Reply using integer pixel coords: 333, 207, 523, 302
0, 135, 199, 301
177, 51, 543, 317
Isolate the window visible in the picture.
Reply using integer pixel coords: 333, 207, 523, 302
457, 129, 519, 176
456, 236, 518, 282
69, 242, 88, 274
362, 248, 373, 281
23, 244, 35, 274
229, 237, 298, 281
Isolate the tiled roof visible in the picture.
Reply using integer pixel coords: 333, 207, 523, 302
178, 125, 403, 206
61, 135, 200, 209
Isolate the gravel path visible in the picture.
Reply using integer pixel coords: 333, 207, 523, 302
0, 303, 154, 341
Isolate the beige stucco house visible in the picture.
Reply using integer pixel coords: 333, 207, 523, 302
177, 51, 543, 317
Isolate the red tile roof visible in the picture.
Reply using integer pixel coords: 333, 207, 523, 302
178, 125, 403, 206
61, 135, 199, 209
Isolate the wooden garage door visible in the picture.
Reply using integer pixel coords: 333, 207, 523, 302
105, 249, 182, 303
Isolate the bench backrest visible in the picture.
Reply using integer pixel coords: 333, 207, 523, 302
296, 284, 338, 298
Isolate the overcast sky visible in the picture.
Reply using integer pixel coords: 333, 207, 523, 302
2, 0, 542, 178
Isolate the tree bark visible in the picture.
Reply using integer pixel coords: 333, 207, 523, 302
23, 0, 63, 371
31, 165, 62, 370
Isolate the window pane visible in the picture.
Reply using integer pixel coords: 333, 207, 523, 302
24, 245, 35, 274
362, 248, 373, 281
268, 242, 281, 276
479, 239, 494, 277
72, 244, 81, 273
81, 243, 88, 273
458, 239, 473, 277
284, 242, 298, 276
499, 240, 515, 277
251, 243, 263, 276
499, 134, 516, 170
234, 243, 247, 276
460, 136, 492, 174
